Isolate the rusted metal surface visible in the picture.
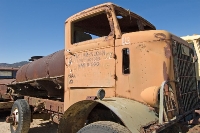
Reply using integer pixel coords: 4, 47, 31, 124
0, 101, 14, 109
0, 79, 16, 99
36, 80, 64, 97
58, 100, 98, 133
26, 55, 49, 80
86, 96, 97, 100
17, 49, 64, 82
140, 120, 159, 133
49, 50, 65, 77
32, 113, 50, 120
64, 4, 118, 109
16, 63, 29, 82
115, 31, 172, 104
0, 79, 15, 100
0, 79, 15, 85
0, 67, 18, 109
63, 3, 198, 132
0, 67, 18, 71
59, 97, 159, 133
15, 50, 64, 97
96, 97, 159, 133
24, 96, 64, 114
6, 115, 15, 123
0, 84, 12, 100
171, 37, 199, 121
181, 35, 200, 81
24, 96, 64, 124
65, 3, 155, 30
66, 47, 115, 87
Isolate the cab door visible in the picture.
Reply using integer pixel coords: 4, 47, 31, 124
64, 7, 116, 108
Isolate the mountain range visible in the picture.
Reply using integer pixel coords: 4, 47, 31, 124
0, 61, 29, 68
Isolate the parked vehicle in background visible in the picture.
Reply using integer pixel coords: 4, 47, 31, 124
0, 67, 18, 111
5, 3, 200, 133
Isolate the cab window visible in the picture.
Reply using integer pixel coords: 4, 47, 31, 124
115, 9, 154, 33
71, 11, 111, 44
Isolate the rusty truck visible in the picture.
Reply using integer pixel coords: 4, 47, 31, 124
0, 67, 18, 111
5, 3, 200, 133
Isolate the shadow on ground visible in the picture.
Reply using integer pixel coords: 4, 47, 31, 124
0, 111, 10, 122
29, 120, 58, 133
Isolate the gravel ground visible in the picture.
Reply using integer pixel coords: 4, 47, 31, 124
0, 111, 58, 133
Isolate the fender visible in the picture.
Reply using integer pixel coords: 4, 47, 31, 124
58, 97, 158, 133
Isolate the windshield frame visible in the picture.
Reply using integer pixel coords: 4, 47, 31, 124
113, 6, 156, 35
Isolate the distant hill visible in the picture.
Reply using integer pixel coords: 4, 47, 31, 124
0, 61, 29, 68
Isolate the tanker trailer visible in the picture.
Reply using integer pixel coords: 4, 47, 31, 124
11, 49, 65, 99
6, 49, 65, 133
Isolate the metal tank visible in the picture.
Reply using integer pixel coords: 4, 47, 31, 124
16, 50, 65, 97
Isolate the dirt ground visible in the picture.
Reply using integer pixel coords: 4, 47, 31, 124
1, 111, 200, 133
0, 111, 58, 133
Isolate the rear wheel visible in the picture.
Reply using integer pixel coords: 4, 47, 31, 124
10, 99, 31, 133
77, 121, 131, 133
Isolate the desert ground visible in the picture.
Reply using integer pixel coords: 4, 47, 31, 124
1, 111, 200, 133
0, 111, 57, 133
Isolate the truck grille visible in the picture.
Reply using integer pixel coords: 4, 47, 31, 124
172, 40, 199, 116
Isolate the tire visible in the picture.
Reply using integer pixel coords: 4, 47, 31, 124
77, 121, 131, 133
10, 99, 31, 133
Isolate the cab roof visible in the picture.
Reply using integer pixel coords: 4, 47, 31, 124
65, 2, 155, 30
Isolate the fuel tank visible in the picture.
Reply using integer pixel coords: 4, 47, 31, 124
16, 50, 65, 97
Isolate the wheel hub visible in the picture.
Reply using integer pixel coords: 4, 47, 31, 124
8, 108, 19, 130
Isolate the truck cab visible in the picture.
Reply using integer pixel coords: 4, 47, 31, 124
63, 3, 199, 132
64, 3, 157, 108
65, 0, 198, 118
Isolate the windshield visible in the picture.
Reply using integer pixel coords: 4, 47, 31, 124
71, 11, 111, 44
114, 8, 155, 33
0, 70, 17, 79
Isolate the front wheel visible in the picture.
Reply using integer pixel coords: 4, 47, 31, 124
77, 121, 131, 133
10, 99, 31, 133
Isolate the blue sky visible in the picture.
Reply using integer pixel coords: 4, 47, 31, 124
0, 0, 199, 63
